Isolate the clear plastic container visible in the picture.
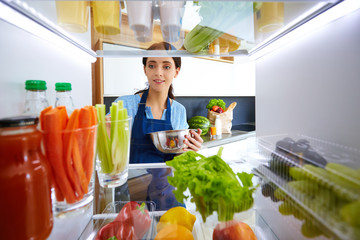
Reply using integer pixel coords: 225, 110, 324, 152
255, 134, 360, 240
55, 82, 75, 114
126, 1, 154, 42
79, 201, 156, 240
158, 0, 185, 43
92, 1, 121, 35
55, 1, 89, 33
23, 80, 50, 116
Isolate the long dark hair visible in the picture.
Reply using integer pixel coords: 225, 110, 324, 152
135, 42, 181, 99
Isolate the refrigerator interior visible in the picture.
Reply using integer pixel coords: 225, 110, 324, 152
256, 7, 360, 150
1, 1, 359, 239
0, 20, 93, 118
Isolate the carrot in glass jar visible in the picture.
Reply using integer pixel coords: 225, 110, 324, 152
42, 108, 77, 203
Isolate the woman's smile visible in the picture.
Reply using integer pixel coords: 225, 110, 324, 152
153, 79, 165, 84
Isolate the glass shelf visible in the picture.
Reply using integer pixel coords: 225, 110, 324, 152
1, 0, 341, 59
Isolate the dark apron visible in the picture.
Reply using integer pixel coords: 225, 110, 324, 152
130, 89, 175, 164
129, 89, 184, 210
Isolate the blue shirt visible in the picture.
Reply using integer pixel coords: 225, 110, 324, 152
113, 94, 189, 130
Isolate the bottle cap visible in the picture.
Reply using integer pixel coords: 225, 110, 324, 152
0, 116, 39, 128
55, 82, 72, 91
25, 80, 47, 90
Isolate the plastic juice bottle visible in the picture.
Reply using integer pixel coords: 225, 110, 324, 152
215, 115, 222, 136
55, 82, 75, 114
23, 80, 50, 116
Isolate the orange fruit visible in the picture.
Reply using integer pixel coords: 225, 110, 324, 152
155, 224, 194, 240
208, 35, 241, 54
157, 207, 196, 232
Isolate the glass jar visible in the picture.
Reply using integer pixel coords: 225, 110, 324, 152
0, 116, 53, 239
23, 80, 50, 116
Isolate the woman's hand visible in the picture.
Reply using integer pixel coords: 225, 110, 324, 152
183, 128, 204, 152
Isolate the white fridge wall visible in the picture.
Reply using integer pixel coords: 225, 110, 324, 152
256, 9, 360, 149
0, 20, 92, 118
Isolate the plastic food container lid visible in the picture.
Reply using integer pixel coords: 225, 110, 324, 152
25, 80, 47, 90
55, 82, 72, 91
0, 116, 39, 128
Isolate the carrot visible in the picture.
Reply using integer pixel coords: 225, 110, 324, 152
89, 105, 97, 125
40, 106, 65, 201
79, 106, 96, 184
88, 106, 98, 181
63, 109, 84, 199
41, 108, 76, 204
40, 106, 53, 130
72, 137, 88, 193
56, 105, 69, 129
78, 107, 91, 161
53, 180, 65, 202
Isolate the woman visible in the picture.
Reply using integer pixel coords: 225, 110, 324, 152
112, 42, 203, 210
113, 42, 203, 163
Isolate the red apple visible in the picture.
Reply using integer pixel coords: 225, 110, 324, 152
213, 220, 257, 240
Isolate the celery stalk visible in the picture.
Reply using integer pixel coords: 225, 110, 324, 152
184, 1, 252, 54
95, 104, 113, 173
110, 102, 118, 142
184, 25, 224, 53
97, 101, 130, 176
116, 107, 129, 173
110, 103, 121, 173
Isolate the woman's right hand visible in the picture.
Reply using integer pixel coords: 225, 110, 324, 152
183, 128, 203, 152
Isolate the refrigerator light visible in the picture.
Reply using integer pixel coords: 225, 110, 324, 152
0, 1, 97, 63
250, 0, 360, 60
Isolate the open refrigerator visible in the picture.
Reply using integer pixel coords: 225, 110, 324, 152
1, 0, 360, 239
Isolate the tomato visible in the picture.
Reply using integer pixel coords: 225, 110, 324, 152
212, 106, 220, 112
213, 220, 257, 240
115, 201, 152, 239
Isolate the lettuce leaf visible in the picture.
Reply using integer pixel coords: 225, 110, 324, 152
166, 147, 257, 222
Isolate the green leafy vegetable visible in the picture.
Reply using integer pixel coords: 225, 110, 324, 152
107, 237, 118, 240
166, 147, 257, 222
206, 99, 226, 110
184, 1, 253, 53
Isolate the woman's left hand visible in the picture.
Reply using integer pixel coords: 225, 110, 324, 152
183, 128, 204, 152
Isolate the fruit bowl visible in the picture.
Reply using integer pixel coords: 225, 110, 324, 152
149, 129, 196, 154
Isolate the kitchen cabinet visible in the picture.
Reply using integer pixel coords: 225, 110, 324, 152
1, 0, 360, 240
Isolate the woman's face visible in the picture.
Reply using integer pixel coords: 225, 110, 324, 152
144, 57, 180, 93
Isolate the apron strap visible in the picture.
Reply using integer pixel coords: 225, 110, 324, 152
137, 89, 172, 122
